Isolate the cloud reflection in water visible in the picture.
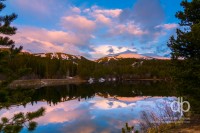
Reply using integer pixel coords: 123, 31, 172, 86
0, 96, 176, 133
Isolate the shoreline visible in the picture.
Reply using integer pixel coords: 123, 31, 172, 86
7, 78, 168, 89
124, 78, 167, 81
8, 78, 87, 89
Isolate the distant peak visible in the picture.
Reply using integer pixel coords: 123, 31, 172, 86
96, 51, 170, 63
118, 50, 137, 54
108, 50, 137, 56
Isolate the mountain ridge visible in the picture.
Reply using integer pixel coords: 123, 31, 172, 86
0, 48, 170, 61
96, 50, 170, 63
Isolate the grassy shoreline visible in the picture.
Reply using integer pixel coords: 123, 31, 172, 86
151, 114, 200, 133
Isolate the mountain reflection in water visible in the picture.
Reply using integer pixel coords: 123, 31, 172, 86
0, 81, 178, 133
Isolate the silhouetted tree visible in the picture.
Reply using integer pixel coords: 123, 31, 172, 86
167, 0, 200, 82
0, 0, 27, 86
168, 0, 200, 60
0, 0, 22, 54
168, 0, 200, 113
0, 107, 45, 133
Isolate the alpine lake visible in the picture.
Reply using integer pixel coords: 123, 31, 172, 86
0, 81, 181, 133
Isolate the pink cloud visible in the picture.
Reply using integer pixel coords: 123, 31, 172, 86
94, 14, 111, 25
163, 23, 178, 30
12, 26, 92, 54
109, 22, 148, 36
155, 23, 178, 30
14, 26, 88, 45
70, 7, 81, 14
61, 15, 96, 32
90, 45, 137, 58
94, 9, 122, 18
0, 100, 85, 125
83, 6, 122, 26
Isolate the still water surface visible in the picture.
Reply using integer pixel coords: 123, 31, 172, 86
0, 81, 178, 133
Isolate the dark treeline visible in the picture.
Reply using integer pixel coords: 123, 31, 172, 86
7, 53, 78, 79
2, 53, 173, 80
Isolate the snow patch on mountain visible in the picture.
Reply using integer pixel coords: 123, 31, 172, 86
116, 53, 151, 59
96, 50, 170, 63
33, 53, 83, 60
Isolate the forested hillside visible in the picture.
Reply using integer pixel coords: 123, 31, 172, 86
0, 49, 173, 80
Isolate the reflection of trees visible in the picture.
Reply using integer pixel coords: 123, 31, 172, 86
0, 88, 47, 133
0, 88, 46, 133
31, 84, 96, 106
0, 89, 35, 109
1, 82, 175, 108
30, 81, 175, 106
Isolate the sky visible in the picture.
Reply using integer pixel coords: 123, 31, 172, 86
3, 0, 183, 59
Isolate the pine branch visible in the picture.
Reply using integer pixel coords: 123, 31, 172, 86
0, 36, 15, 46
0, 107, 45, 133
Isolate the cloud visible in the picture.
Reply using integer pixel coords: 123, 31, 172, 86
15, 26, 89, 45
82, 6, 122, 26
83, 6, 122, 17
61, 15, 96, 32
120, 0, 164, 28
10, 0, 67, 17
93, 9, 122, 18
89, 45, 137, 58
12, 26, 91, 55
94, 14, 112, 25
79, 6, 149, 42
8, 0, 70, 28
8, 1, 178, 58
70, 6, 81, 14
109, 22, 148, 36
9, 6, 103, 56
155, 23, 178, 30
11, 0, 50, 14
119, 0, 165, 42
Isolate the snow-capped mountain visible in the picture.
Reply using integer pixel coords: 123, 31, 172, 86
141, 53, 170, 60
0, 48, 85, 61
116, 53, 151, 59
1, 47, 170, 62
96, 50, 170, 63
33, 53, 84, 60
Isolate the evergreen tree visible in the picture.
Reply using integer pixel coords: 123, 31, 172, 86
168, 0, 200, 113
167, 0, 200, 82
168, 0, 200, 60
0, 0, 23, 79
0, 0, 22, 53
0, 107, 45, 133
